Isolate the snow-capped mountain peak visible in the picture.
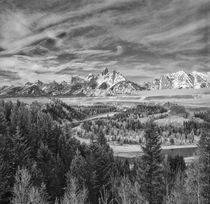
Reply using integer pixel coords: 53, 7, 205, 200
34, 80, 44, 86
87, 73, 95, 81
1, 69, 210, 97
96, 68, 126, 88
150, 70, 210, 90
0, 68, 143, 97
101, 67, 109, 76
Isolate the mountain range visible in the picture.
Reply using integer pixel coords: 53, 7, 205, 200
0, 69, 210, 97
149, 71, 210, 90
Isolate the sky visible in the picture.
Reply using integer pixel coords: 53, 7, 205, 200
0, 0, 209, 85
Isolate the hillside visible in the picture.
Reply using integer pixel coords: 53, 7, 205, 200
148, 71, 210, 90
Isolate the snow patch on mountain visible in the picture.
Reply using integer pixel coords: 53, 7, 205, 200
0, 68, 143, 97
1, 69, 210, 97
150, 71, 210, 90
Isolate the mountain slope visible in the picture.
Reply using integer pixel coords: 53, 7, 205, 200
0, 68, 144, 97
149, 71, 210, 90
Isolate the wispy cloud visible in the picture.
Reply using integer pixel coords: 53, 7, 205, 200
0, 0, 209, 85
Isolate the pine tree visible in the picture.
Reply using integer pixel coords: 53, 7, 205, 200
0, 130, 15, 201
117, 177, 135, 204
168, 171, 187, 204
97, 129, 107, 146
10, 103, 31, 136
3, 100, 13, 122
0, 112, 7, 135
50, 155, 66, 199
185, 159, 201, 204
0, 162, 10, 201
70, 149, 88, 185
70, 149, 97, 203
58, 133, 80, 172
137, 122, 164, 204
11, 167, 31, 204
163, 155, 171, 203
198, 129, 210, 204
0, 126, 31, 201
70, 144, 114, 204
93, 143, 114, 204
12, 126, 30, 167
61, 173, 87, 204
28, 183, 48, 204
37, 143, 60, 201
11, 167, 48, 204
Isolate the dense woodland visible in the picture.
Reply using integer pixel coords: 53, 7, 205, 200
73, 104, 117, 117
0, 100, 210, 204
75, 104, 208, 146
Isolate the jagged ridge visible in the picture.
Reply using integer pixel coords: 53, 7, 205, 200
148, 71, 210, 90
0, 68, 145, 97
1, 70, 210, 97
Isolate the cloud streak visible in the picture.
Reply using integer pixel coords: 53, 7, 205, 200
0, 0, 209, 85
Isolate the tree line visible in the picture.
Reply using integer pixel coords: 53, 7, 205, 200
76, 116, 204, 146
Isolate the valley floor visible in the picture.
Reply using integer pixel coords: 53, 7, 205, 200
2, 87, 210, 109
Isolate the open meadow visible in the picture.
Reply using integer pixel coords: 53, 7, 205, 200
2, 87, 210, 108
